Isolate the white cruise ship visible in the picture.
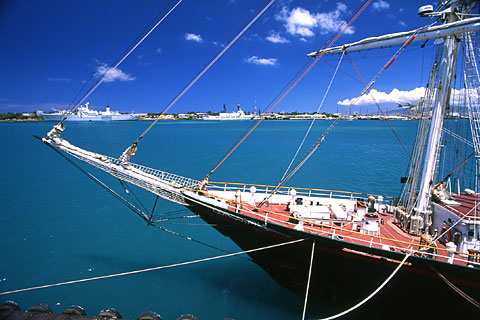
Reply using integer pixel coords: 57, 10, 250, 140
38, 103, 139, 122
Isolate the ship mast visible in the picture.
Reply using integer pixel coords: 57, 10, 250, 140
310, 0, 479, 235
413, 2, 463, 231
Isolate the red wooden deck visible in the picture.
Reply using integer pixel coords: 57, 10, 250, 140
222, 199, 471, 267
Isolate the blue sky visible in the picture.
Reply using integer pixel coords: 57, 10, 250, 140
0, 0, 435, 114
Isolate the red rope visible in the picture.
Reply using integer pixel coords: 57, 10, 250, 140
208, 0, 373, 176
346, 50, 411, 159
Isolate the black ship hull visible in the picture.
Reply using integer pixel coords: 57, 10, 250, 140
184, 196, 480, 317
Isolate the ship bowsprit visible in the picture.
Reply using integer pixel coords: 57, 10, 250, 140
42, 134, 197, 206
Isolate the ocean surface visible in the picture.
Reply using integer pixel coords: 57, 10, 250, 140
0, 119, 417, 319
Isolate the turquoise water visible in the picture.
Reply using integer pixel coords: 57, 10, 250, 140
0, 120, 416, 319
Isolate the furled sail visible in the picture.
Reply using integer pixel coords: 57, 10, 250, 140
308, 17, 480, 56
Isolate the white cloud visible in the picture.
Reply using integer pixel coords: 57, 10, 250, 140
95, 64, 135, 82
337, 87, 426, 106
373, 1, 390, 11
245, 56, 278, 66
276, 3, 354, 38
266, 32, 289, 44
399, 21, 406, 27
336, 2, 348, 12
284, 7, 317, 36
337, 87, 480, 106
185, 33, 202, 42
212, 41, 224, 47
155, 48, 162, 54
47, 77, 71, 83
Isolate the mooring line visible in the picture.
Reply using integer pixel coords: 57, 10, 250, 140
0, 239, 305, 296
302, 239, 316, 320
317, 252, 412, 320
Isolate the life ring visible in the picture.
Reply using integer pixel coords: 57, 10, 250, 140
441, 223, 452, 243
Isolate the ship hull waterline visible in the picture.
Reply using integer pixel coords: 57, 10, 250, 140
182, 193, 480, 317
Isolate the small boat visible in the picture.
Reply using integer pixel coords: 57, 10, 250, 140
38, 103, 139, 122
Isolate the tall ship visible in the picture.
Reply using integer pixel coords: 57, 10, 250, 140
39, 1, 479, 317
38, 103, 139, 122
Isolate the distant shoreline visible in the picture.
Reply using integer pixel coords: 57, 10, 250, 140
0, 118, 43, 122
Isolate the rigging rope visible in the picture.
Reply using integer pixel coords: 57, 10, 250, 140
38, 136, 251, 260
148, 195, 160, 224
121, 0, 277, 160
345, 53, 411, 159
60, 0, 152, 119
282, 52, 345, 181
208, 0, 374, 178
118, 178, 150, 216
430, 266, 480, 309
398, 54, 441, 212
260, 25, 431, 206
56, 0, 184, 125
148, 223, 250, 259
316, 252, 412, 320
212, 59, 315, 172
0, 238, 305, 296
38, 136, 149, 221
442, 152, 475, 183
433, 199, 480, 243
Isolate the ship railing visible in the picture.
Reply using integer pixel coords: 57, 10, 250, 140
200, 188, 477, 268
104, 156, 200, 188
207, 181, 397, 204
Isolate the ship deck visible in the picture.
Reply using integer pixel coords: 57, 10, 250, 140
437, 193, 480, 222
198, 185, 479, 269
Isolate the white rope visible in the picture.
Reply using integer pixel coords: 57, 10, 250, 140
317, 252, 412, 320
278, 22, 437, 189
136, 0, 277, 141
302, 240, 316, 320
281, 52, 344, 180
0, 238, 304, 296
158, 0, 276, 116
74, 0, 184, 110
